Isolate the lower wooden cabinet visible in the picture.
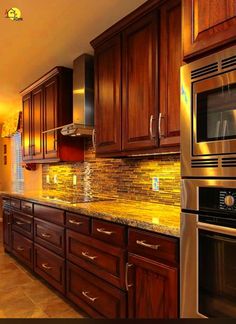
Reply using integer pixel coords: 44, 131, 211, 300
66, 261, 127, 318
3, 208, 11, 252
127, 253, 178, 319
34, 244, 65, 293
12, 231, 33, 269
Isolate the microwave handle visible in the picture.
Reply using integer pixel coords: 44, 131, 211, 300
215, 120, 221, 139
198, 221, 236, 237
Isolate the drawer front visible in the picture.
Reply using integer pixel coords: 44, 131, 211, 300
12, 211, 33, 239
12, 231, 33, 269
34, 204, 64, 225
2, 197, 10, 208
34, 219, 65, 256
34, 244, 65, 293
66, 230, 125, 289
128, 228, 178, 265
92, 219, 126, 247
66, 212, 90, 234
66, 261, 126, 318
21, 201, 33, 215
11, 198, 21, 210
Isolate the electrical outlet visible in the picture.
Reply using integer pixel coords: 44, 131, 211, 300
53, 175, 58, 184
73, 174, 77, 186
152, 177, 159, 191
46, 175, 50, 184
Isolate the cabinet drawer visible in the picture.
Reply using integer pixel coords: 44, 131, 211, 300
66, 230, 125, 289
34, 219, 65, 256
12, 211, 33, 239
128, 228, 178, 265
2, 197, 10, 208
66, 261, 126, 318
34, 204, 64, 225
34, 244, 65, 294
92, 219, 126, 247
11, 198, 21, 210
21, 201, 33, 215
66, 212, 90, 234
12, 231, 33, 269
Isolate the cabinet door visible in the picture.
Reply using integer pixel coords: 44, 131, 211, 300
159, 0, 181, 147
127, 254, 178, 319
122, 12, 158, 151
31, 86, 44, 160
22, 94, 32, 160
44, 76, 58, 159
183, 0, 236, 60
95, 35, 122, 154
3, 209, 11, 251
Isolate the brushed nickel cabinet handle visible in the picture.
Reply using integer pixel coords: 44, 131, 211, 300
149, 115, 155, 140
82, 251, 97, 260
22, 205, 31, 210
125, 263, 133, 291
41, 233, 51, 238
158, 113, 165, 139
96, 228, 114, 236
69, 219, 83, 226
92, 129, 96, 150
42, 263, 52, 270
82, 291, 98, 302
17, 246, 24, 251
136, 240, 160, 250
16, 221, 25, 225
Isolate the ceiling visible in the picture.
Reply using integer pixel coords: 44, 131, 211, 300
0, 0, 146, 123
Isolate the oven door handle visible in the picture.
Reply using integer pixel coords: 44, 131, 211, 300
197, 221, 236, 237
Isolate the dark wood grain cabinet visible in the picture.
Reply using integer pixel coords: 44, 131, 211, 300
127, 253, 178, 319
2, 196, 179, 319
183, 0, 236, 60
3, 208, 11, 252
91, 1, 182, 156
21, 67, 84, 163
94, 35, 122, 154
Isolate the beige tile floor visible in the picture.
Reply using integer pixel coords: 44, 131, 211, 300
0, 224, 85, 318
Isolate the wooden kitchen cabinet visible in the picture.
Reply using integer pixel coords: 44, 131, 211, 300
159, 0, 181, 147
21, 67, 84, 163
3, 208, 12, 252
127, 253, 178, 319
94, 35, 122, 154
91, 0, 181, 156
183, 0, 236, 61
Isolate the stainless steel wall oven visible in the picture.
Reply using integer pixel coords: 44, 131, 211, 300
181, 179, 236, 318
181, 45, 236, 178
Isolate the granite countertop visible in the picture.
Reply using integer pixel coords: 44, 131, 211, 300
1, 191, 180, 237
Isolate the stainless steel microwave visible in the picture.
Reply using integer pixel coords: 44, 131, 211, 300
181, 45, 236, 178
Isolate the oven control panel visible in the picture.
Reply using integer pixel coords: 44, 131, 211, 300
199, 187, 236, 212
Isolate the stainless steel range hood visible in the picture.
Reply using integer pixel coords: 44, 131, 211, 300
60, 53, 94, 136
42, 54, 94, 137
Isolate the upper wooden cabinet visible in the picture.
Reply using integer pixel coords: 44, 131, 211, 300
21, 67, 84, 163
94, 35, 122, 154
91, 0, 182, 156
183, 0, 236, 60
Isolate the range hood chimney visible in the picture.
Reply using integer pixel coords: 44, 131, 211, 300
61, 54, 94, 136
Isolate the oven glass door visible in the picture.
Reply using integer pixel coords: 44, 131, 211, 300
193, 70, 236, 156
199, 229, 236, 317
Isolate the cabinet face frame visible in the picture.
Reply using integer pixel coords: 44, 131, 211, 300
31, 86, 44, 160
22, 93, 32, 160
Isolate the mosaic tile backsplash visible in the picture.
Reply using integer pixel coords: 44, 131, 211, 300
42, 141, 180, 206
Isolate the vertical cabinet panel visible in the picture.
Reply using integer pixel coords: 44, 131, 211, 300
22, 94, 32, 160
183, 0, 236, 60
122, 12, 158, 151
127, 254, 178, 319
31, 86, 44, 159
159, 0, 181, 147
44, 76, 58, 159
3, 209, 11, 251
95, 35, 122, 154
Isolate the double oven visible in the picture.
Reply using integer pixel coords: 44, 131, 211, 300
180, 45, 236, 318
